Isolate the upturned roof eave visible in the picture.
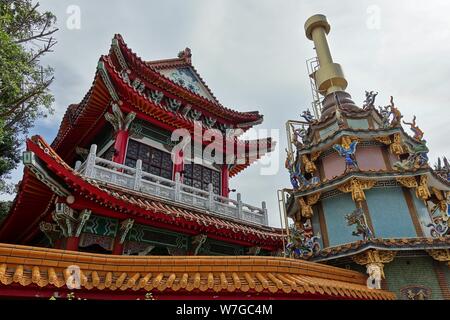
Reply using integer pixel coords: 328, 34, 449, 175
112, 34, 263, 125
15, 136, 284, 248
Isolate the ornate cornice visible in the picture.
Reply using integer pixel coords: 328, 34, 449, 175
352, 249, 396, 266
427, 249, 450, 267
296, 127, 422, 156
290, 168, 437, 199
309, 237, 450, 262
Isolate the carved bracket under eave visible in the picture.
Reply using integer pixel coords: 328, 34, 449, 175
396, 175, 431, 201
431, 187, 449, 214
247, 246, 261, 256
39, 221, 62, 246
192, 234, 207, 256
296, 192, 321, 221
337, 178, 376, 203
352, 249, 397, 288
104, 103, 136, 133
118, 218, 134, 244
427, 249, 450, 268
388, 133, 406, 157
52, 203, 91, 238
301, 154, 317, 174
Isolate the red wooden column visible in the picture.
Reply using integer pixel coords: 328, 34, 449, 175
173, 149, 184, 181
221, 165, 229, 198
54, 238, 63, 250
112, 239, 124, 255
112, 130, 129, 164
65, 237, 80, 251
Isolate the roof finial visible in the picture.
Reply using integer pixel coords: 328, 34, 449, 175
178, 47, 192, 64
304, 14, 348, 96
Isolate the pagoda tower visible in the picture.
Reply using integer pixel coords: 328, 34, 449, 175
283, 14, 450, 300
0, 34, 280, 255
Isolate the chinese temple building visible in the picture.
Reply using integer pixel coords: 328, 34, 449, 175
0, 32, 394, 300
283, 14, 450, 300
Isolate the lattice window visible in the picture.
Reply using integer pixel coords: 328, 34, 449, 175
125, 139, 173, 179
183, 163, 221, 194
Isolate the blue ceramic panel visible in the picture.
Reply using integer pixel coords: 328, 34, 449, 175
319, 122, 339, 139
365, 188, 417, 238
412, 194, 433, 237
322, 193, 358, 246
311, 207, 324, 248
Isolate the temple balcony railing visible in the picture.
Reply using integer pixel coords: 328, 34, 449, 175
75, 145, 269, 226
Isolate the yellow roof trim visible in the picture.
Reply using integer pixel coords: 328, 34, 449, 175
0, 243, 395, 299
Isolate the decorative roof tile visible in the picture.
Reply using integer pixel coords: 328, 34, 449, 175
0, 243, 395, 300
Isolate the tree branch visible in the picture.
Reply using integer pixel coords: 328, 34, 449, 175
15, 27, 58, 44
28, 37, 57, 64
0, 78, 53, 119
6, 2, 40, 35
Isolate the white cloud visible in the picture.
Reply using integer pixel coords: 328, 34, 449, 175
3, 0, 449, 227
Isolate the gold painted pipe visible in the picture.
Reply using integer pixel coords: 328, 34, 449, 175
304, 14, 348, 96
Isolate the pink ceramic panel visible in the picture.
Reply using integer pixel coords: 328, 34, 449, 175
322, 153, 346, 180
355, 146, 387, 171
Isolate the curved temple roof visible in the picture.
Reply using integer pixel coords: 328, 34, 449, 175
0, 243, 395, 300
0, 136, 283, 249
50, 35, 273, 176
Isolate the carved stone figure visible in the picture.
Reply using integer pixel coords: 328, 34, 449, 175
363, 90, 378, 109
403, 116, 424, 141
293, 125, 311, 148
285, 149, 312, 190
298, 197, 313, 219
285, 222, 321, 258
377, 106, 391, 128
388, 96, 403, 127
333, 137, 359, 172
285, 149, 300, 189
300, 109, 316, 124
394, 141, 429, 171
366, 263, 383, 289
301, 154, 317, 174
345, 207, 373, 241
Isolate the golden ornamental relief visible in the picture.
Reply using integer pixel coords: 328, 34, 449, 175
374, 136, 392, 145
301, 154, 317, 174
396, 177, 418, 188
341, 136, 360, 149
389, 133, 405, 156
306, 192, 321, 206
352, 250, 396, 267
415, 175, 431, 201
427, 249, 450, 262
337, 178, 376, 203
310, 151, 322, 162
298, 197, 314, 219
352, 250, 396, 280
431, 187, 448, 213
397, 175, 431, 202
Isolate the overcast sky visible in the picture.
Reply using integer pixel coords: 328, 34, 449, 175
3, 0, 450, 226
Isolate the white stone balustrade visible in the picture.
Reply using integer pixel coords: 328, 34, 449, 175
75, 144, 269, 226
